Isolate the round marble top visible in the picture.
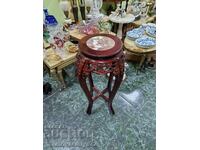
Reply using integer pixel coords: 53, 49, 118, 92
86, 36, 115, 51
79, 34, 122, 58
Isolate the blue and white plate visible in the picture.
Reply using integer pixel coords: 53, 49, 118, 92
135, 35, 156, 49
126, 27, 145, 41
145, 23, 156, 37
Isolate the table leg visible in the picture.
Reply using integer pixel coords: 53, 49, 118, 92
122, 23, 128, 41
112, 23, 119, 34
137, 55, 146, 74
78, 75, 93, 115
50, 69, 59, 81
107, 72, 114, 94
43, 63, 49, 74
57, 69, 67, 89
117, 23, 123, 39
50, 69, 64, 90
107, 74, 123, 115
86, 100, 93, 115
88, 73, 94, 97
107, 73, 114, 114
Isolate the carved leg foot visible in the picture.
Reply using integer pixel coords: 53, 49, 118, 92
107, 74, 124, 114
108, 102, 115, 115
86, 101, 93, 115
78, 76, 94, 115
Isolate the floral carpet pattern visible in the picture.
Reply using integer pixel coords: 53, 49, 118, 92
43, 62, 156, 150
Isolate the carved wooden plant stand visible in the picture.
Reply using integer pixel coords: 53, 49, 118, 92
76, 34, 125, 115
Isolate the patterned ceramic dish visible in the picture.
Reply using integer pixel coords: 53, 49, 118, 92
144, 23, 156, 38
126, 27, 145, 41
135, 35, 156, 49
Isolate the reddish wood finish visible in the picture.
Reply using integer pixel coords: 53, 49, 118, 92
76, 34, 125, 115
79, 34, 122, 58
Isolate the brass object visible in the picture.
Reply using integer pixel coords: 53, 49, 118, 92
47, 54, 61, 62
67, 44, 78, 53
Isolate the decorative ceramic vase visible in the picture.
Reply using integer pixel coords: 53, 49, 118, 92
43, 9, 58, 26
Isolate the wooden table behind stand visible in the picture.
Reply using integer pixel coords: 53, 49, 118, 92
69, 29, 116, 41
43, 42, 77, 89
124, 37, 156, 71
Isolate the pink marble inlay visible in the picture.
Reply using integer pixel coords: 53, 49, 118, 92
86, 36, 115, 51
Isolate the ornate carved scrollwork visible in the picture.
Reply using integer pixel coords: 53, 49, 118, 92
76, 52, 125, 77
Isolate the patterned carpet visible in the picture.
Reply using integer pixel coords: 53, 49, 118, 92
43, 61, 156, 150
